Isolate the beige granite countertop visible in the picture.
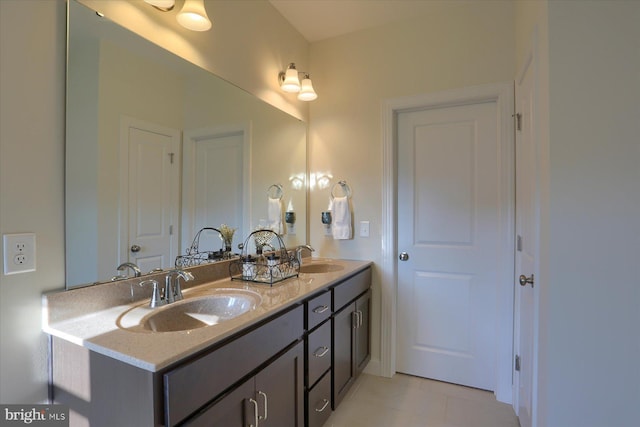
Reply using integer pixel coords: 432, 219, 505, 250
43, 258, 371, 372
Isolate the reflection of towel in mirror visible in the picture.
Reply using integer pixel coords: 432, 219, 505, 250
268, 197, 283, 234
330, 196, 351, 239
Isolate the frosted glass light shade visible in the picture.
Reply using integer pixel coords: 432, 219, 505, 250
144, 0, 175, 11
281, 64, 301, 93
298, 76, 318, 101
177, 0, 212, 31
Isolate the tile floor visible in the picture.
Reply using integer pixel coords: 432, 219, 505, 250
324, 373, 520, 427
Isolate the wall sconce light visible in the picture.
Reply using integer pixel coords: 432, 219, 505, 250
145, 0, 212, 32
144, 0, 175, 12
177, 0, 212, 31
278, 63, 318, 101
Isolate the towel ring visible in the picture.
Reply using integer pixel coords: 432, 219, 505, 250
331, 180, 352, 199
267, 183, 283, 200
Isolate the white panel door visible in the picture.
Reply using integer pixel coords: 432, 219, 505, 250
122, 118, 180, 273
182, 125, 249, 253
397, 101, 501, 390
515, 54, 538, 427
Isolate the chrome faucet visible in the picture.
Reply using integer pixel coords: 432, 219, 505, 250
115, 262, 141, 279
164, 269, 194, 304
293, 244, 315, 265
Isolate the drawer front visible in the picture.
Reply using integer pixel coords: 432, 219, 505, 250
306, 290, 331, 330
307, 320, 331, 387
164, 304, 304, 426
333, 267, 371, 311
307, 371, 332, 427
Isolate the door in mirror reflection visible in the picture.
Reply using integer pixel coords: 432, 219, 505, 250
122, 117, 180, 273
182, 124, 249, 253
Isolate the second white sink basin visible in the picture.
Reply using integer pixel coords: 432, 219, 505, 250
299, 262, 344, 274
118, 288, 261, 333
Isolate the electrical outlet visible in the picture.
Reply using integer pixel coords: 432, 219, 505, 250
3, 233, 36, 275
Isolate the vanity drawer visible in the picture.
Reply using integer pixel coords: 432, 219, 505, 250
333, 267, 371, 311
306, 289, 331, 330
307, 320, 331, 387
307, 370, 332, 427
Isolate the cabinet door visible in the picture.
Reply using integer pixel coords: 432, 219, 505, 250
332, 302, 355, 409
186, 379, 254, 427
355, 290, 371, 375
255, 342, 304, 427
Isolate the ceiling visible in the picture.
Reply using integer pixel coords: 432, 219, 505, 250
268, 0, 441, 42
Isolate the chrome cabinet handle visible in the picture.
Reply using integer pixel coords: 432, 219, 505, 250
399, 251, 409, 261
357, 310, 363, 327
352, 311, 358, 329
519, 274, 534, 288
313, 346, 329, 358
315, 398, 330, 413
313, 305, 329, 314
258, 391, 268, 421
130, 244, 141, 253
248, 398, 259, 427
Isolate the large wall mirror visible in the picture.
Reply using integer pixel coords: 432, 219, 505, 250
66, 0, 307, 288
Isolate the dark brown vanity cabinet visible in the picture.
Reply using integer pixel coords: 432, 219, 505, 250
187, 341, 304, 427
50, 265, 371, 427
332, 269, 372, 409
164, 305, 304, 426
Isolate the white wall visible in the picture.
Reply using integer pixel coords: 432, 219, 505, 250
308, 0, 515, 375
516, 1, 640, 425
0, 0, 66, 403
542, 1, 640, 425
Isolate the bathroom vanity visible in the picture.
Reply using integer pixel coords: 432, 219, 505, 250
44, 259, 371, 426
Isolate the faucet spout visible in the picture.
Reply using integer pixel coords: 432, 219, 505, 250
164, 269, 194, 304
117, 262, 141, 278
294, 244, 315, 265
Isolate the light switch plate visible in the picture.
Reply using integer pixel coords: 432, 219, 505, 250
3, 233, 36, 275
359, 221, 370, 238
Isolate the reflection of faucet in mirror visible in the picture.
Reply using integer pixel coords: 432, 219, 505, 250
112, 262, 141, 281
294, 245, 315, 265
164, 269, 194, 304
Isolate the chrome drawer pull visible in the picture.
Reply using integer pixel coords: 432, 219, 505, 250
248, 398, 259, 427
313, 346, 329, 358
312, 305, 329, 314
315, 398, 330, 413
258, 391, 268, 421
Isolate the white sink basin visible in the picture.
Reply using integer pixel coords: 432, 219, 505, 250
118, 288, 261, 333
299, 263, 344, 274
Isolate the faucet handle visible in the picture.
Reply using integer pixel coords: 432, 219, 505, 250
139, 279, 165, 308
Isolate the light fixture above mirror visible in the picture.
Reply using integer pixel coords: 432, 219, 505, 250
144, 0, 175, 12
145, 0, 212, 32
279, 63, 318, 101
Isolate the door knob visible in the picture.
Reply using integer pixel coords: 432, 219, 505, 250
519, 274, 534, 288
130, 244, 141, 253
399, 252, 409, 261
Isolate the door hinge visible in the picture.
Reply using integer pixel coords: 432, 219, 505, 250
169, 225, 173, 235
516, 235, 523, 252
515, 355, 521, 372
169, 152, 175, 164
514, 113, 522, 131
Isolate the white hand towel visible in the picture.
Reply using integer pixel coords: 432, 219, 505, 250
331, 196, 352, 240
268, 197, 283, 234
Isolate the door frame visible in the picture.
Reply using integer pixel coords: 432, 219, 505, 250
118, 116, 180, 267
381, 82, 515, 403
